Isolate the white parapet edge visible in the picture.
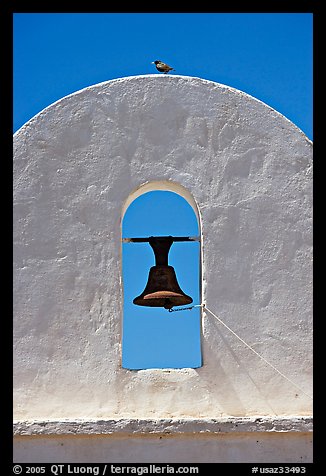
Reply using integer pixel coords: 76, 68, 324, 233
13, 417, 313, 437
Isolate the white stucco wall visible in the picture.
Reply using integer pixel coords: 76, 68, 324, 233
13, 75, 312, 462
14, 433, 312, 464
14, 417, 313, 463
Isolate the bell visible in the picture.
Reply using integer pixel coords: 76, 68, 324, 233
133, 236, 193, 310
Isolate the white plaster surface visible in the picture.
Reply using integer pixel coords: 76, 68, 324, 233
14, 432, 313, 463
13, 75, 313, 424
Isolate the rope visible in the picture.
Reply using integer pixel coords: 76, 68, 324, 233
169, 303, 313, 400
168, 304, 202, 312
203, 304, 313, 400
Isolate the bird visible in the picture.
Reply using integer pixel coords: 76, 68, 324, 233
151, 60, 175, 74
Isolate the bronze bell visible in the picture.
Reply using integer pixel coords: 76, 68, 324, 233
133, 236, 193, 310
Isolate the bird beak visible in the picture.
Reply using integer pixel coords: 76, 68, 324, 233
151, 62, 155, 64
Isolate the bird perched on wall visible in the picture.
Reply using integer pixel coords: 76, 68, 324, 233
151, 60, 175, 74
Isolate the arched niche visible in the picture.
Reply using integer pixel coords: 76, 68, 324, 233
121, 181, 202, 370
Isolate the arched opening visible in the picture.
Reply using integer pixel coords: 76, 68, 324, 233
121, 182, 202, 370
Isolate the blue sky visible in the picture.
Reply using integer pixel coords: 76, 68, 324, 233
13, 13, 313, 369
14, 13, 312, 138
